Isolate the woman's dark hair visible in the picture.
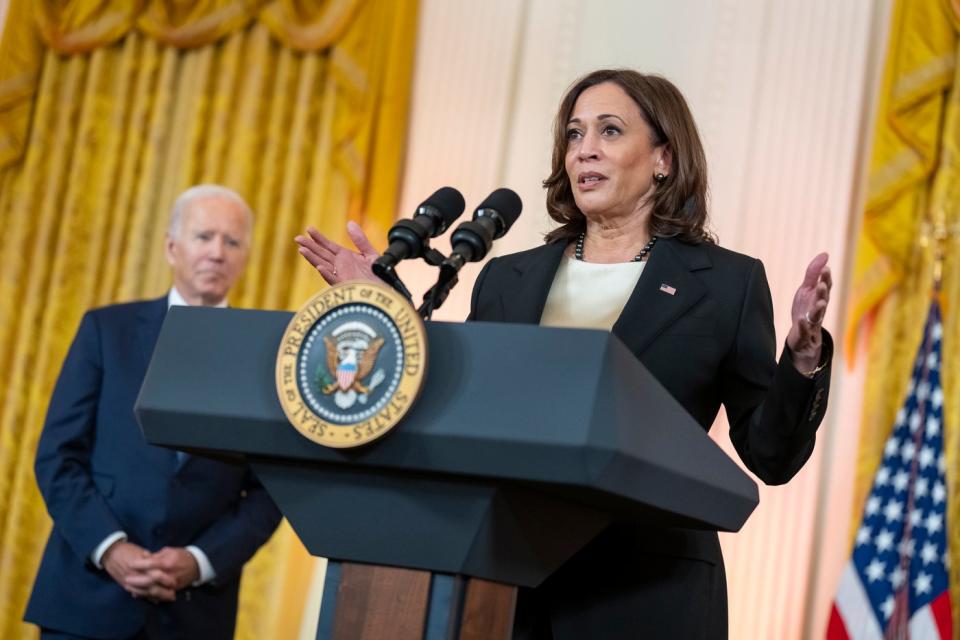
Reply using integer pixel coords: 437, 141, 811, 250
543, 69, 714, 244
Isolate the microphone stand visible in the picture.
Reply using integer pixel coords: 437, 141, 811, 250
374, 248, 452, 319
418, 278, 454, 320
416, 249, 453, 320
372, 263, 414, 303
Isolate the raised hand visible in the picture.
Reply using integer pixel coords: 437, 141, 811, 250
786, 252, 832, 374
295, 221, 380, 285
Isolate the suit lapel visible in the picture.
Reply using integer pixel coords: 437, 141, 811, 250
136, 297, 168, 370
612, 238, 710, 356
137, 297, 180, 472
500, 242, 567, 324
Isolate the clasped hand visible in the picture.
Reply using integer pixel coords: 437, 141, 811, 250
102, 542, 200, 603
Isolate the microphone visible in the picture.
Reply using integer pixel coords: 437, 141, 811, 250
442, 188, 522, 273
373, 187, 465, 274
418, 188, 522, 318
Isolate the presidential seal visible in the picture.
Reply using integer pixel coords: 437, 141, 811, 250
276, 281, 427, 448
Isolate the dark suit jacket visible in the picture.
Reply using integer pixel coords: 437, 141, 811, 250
25, 297, 282, 640
468, 238, 832, 640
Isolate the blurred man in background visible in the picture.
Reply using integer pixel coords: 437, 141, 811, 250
25, 185, 281, 640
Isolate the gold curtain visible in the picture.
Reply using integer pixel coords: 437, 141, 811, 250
0, 1, 419, 637
847, 0, 960, 629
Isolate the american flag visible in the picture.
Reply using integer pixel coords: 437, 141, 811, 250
828, 301, 952, 639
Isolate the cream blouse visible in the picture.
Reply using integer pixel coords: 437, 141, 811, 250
539, 257, 646, 331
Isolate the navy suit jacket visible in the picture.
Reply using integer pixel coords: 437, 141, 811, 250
469, 238, 833, 640
25, 297, 281, 639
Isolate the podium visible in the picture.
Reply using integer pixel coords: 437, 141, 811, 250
135, 306, 758, 639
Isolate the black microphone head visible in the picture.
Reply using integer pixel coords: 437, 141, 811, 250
417, 187, 465, 237
473, 188, 522, 238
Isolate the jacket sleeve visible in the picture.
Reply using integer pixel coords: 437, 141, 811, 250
34, 311, 125, 561
188, 470, 282, 583
720, 259, 833, 485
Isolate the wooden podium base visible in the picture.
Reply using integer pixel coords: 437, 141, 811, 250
458, 577, 518, 640
318, 563, 517, 640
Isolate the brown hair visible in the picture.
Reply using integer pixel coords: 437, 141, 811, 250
543, 69, 714, 245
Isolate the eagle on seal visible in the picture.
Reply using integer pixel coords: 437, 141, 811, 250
321, 334, 385, 395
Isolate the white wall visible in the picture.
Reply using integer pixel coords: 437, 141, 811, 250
397, 1, 889, 637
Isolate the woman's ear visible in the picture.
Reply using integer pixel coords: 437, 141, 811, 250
657, 144, 673, 177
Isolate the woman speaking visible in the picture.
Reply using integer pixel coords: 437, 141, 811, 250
295, 68, 833, 639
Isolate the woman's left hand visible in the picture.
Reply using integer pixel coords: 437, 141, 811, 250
786, 252, 831, 374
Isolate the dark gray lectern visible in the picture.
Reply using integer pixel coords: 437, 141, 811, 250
135, 307, 758, 639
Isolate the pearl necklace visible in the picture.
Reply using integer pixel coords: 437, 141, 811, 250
574, 233, 657, 262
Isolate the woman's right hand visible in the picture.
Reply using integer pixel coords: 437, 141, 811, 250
295, 221, 380, 285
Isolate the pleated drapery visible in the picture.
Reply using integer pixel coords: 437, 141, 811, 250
0, 1, 419, 637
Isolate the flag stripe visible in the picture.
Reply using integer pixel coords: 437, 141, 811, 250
826, 604, 851, 640
931, 592, 953, 639
910, 603, 939, 639
832, 562, 883, 639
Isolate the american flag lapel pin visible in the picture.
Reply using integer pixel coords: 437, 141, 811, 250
659, 283, 677, 296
